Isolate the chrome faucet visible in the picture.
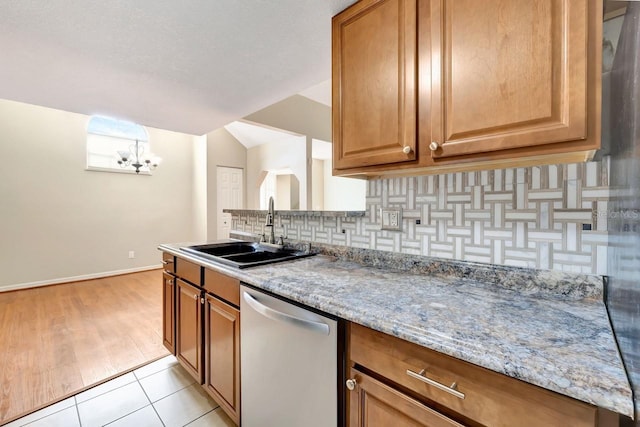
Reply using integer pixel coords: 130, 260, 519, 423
264, 196, 276, 244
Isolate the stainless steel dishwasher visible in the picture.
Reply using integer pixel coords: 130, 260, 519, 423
240, 284, 341, 427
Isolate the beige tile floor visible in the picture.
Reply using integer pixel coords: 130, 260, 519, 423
4, 355, 235, 427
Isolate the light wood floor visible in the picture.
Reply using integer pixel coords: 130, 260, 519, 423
0, 269, 169, 425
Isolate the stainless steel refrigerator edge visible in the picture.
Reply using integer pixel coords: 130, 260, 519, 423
605, 2, 640, 424
240, 284, 339, 426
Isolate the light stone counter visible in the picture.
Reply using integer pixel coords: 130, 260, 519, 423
159, 242, 634, 417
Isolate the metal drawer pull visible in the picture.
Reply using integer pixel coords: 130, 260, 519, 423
162, 259, 174, 265
406, 369, 465, 399
402, 145, 412, 154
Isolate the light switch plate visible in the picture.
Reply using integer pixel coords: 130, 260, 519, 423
381, 208, 402, 231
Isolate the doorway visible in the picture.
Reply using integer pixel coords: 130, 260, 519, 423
217, 166, 244, 239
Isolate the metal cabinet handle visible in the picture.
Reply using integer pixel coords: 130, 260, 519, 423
346, 378, 357, 391
243, 292, 330, 335
193, 294, 198, 300
406, 369, 465, 399
402, 145, 411, 154
429, 141, 439, 151
162, 259, 174, 265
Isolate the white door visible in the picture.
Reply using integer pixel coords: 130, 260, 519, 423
217, 167, 244, 239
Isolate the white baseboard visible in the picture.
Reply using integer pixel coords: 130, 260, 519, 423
0, 265, 162, 293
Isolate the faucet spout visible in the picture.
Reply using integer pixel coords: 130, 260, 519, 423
266, 196, 274, 226
264, 196, 276, 244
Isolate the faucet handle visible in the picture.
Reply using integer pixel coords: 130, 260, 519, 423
259, 233, 266, 243
277, 235, 287, 246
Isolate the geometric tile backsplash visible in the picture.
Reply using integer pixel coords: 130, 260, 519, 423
231, 158, 611, 275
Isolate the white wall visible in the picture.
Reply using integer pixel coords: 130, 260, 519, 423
275, 174, 300, 210
206, 128, 247, 240
246, 135, 307, 209
246, 96, 334, 210
244, 95, 332, 142
323, 158, 366, 211
192, 135, 208, 239
0, 99, 201, 290
276, 175, 292, 210
312, 159, 325, 210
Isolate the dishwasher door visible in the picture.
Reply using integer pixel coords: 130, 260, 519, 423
240, 285, 338, 427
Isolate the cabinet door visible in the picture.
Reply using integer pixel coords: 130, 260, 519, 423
348, 368, 463, 427
162, 272, 176, 355
176, 279, 203, 383
429, 0, 589, 159
333, 0, 417, 170
204, 294, 240, 425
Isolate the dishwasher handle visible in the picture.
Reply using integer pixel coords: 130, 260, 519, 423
243, 291, 330, 335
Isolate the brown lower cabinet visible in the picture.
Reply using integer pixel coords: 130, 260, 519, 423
205, 294, 240, 425
347, 323, 616, 427
164, 254, 619, 426
176, 278, 204, 383
162, 252, 241, 425
162, 272, 176, 354
349, 367, 462, 427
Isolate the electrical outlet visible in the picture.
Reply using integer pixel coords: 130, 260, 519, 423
381, 208, 402, 231
128, 251, 135, 259
389, 211, 399, 227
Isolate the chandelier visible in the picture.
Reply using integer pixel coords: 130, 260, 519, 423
117, 140, 161, 174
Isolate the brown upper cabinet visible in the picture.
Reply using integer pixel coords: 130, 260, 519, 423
332, 0, 417, 169
332, 0, 602, 177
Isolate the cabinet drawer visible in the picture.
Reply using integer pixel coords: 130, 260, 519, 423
349, 323, 597, 427
204, 269, 240, 307
176, 258, 202, 286
349, 367, 463, 427
162, 252, 175, 274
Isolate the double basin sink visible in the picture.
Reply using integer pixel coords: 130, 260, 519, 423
180, 241, 313, 269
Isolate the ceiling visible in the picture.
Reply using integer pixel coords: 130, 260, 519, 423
225, 119, 332, 161
0, 0, 355, 135
224, 120, 301, 149
298, 79, 332, 107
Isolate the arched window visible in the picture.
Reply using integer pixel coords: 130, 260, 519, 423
86, 116, 158, 174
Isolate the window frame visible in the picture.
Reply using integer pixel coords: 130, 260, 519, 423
85, 116, 153, 175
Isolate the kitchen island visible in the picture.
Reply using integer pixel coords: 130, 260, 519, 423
159, 241, 633, 420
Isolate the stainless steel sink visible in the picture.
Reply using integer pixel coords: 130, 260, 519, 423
180, 241, 313, 268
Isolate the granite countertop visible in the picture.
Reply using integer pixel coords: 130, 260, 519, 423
159, 242, 634, 418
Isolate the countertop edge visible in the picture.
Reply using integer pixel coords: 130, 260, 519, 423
223, 209, 366, 218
